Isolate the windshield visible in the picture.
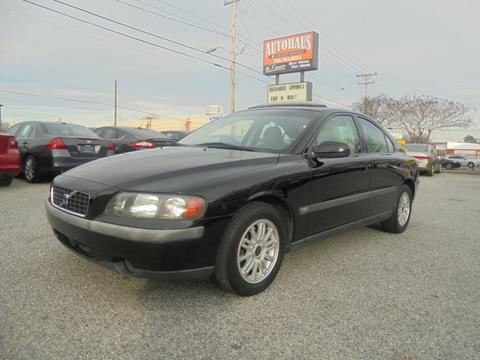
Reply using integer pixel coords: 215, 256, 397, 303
43, 123, 99, 137
405, 143, 428, 152
179, 109, 316, 152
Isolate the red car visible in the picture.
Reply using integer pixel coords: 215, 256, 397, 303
0, 133, 21, 186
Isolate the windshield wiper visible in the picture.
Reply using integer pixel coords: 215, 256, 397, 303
194, 142, 255, 152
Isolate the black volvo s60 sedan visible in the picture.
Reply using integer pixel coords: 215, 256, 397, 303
46, 103, 419, 296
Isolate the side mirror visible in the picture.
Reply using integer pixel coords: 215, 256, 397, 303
313, 141, 351, 158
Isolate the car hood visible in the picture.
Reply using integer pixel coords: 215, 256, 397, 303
61, 146, 279, 193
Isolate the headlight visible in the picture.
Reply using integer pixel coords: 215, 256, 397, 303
104, 193, 206, 219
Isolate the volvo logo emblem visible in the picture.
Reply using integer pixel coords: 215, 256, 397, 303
61, 190, 78, 207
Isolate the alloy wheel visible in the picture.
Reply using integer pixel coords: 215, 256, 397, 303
397, 192, 411, 227
236, 219, 280, 284
24, 158, 35, 181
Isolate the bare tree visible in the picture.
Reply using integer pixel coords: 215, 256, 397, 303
352, 94, 396, 127
353, 95, 472, 142
390, 96, 472, 141
464, 134, 476, 143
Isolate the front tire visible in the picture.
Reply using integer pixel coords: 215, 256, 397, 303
214, 202, 286, 296
445, 163, 453, 170
467, 162, 475, 169
381, 185, 412, 234
0, 176, 13, 186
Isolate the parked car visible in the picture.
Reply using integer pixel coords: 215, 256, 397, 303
445, 155, 480, 169
438, 156, 461, 170
0, 133, 21, 186
6, 121, 114, 182
46, 103, 419, 296
162, 130, 189, 141
404, 143, 441, 176
93, 126, 176, 153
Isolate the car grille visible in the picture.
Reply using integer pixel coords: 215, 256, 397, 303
51, 186, 90, 217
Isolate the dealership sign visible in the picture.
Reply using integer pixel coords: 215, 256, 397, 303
263, 31, 319, 75
267, 82, 312, 104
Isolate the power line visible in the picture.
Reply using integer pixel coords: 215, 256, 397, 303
0, 89, 107, 106
274, 0, 373, 73
114, 0, 233, 42
22, 0, 270, 85
46, 0, 264, 77
148, 0, 261, 51
242, 1, 363, 77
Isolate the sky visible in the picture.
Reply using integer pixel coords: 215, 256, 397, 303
1, 0, 480, 140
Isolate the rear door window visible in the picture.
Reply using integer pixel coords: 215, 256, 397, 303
386, 137, 395, 153
99, 128, 118, 139
357, 117, 388, 153
43, 123, 97, 137
16, 124, 34, 139
6, 124, 21, 136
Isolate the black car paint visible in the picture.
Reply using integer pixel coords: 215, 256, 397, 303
8, 121, 111, 175
94, 126, 175, 153
46, 107, 419, 278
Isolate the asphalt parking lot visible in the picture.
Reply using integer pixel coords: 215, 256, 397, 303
1, 174, 479, 360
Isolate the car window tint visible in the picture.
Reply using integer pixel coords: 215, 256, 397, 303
205, 119, 254, 145
43, 123, 98, 137
386, 136, 395, 153
315, 115, 360, 154
358, 118, 388, 153
180, 110, 315, 152
100, 128, 118, 139
123, 128, 167, 138
16, 124, 34, 138
6, 124, 21, 136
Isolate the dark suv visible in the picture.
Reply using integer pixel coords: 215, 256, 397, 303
46, 103, 419, 295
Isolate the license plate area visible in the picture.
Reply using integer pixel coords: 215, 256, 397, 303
77, 144, 101, 153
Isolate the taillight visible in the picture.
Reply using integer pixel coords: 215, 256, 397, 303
8, 138, 18, 149
414, 155, 431, 160
46, 138, 67, 150
108, 142, 115, 152
131, 141, 156, 149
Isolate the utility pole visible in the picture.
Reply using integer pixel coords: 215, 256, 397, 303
114, 80, 118, 127
356, 72, 377, 114
0, 104, 3, 129
225, 0, 238, 113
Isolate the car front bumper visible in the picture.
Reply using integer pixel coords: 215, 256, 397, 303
45, 200, 217, 280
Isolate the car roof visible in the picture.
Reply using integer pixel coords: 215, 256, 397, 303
248, 102, 328, 110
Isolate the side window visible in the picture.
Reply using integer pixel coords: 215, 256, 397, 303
99, 128, 117, 139
16, 124, 34, 139
386, 136, 395, 153
358, 118, 388, 153
315, 115, 361, 154
6, 124, 21, 136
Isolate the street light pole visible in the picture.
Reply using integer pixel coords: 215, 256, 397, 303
0, 104, 3, 129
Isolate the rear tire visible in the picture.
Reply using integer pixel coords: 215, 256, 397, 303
426, 166, 434, 177
24, 155, 40, 183
381, 184, 412, 234
213, 202, 286, 296
0, 176, 13, 186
